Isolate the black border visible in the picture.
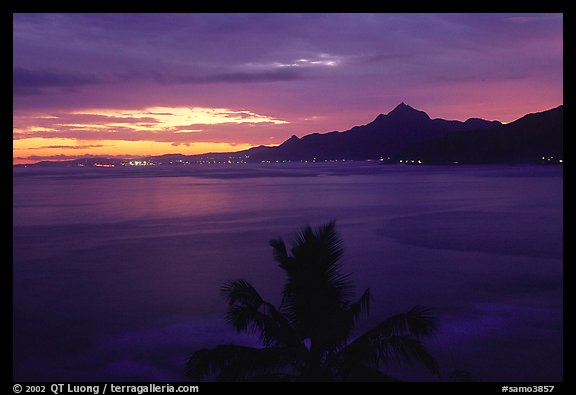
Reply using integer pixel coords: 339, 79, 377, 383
9, 3, 571, 391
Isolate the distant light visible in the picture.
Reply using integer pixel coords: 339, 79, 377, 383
417, 160, 422, 164
411, 160, 415, 163
399, 160, 403, 163
541, 156, 546, 160
559, 159, 563, 163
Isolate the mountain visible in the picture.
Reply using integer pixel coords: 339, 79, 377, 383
398, 105, 563, 164
246, 102, 501, 162
19, 103, 563, 168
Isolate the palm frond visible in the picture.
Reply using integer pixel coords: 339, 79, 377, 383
315, 288, 371, 357
188, 222, 441, 381
186, 345, 292, 381
336, 362, 401, 382
221, 279, 264, 307
358, 305, 436, 339
341, 305, 439, 375
384, 305, 437, 338
269, 238, 291, 268
376, 336, 440, 375
448, 369, 476, 382
275, 221, 356, 342
346, 288, 371, 324
220, 279, 303, 349
290, 221, 345, 275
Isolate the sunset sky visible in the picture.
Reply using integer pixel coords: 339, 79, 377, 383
13, 13, 563, 164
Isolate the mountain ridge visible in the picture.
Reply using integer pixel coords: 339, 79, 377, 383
399, 105, 563, 164
245, 102, 501, 162
17, 103, 563, 167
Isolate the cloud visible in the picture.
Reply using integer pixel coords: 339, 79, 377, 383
13, 67, 107, 96
13, 66, 306, 97
70, 106, 289, 126
26, 144, 110, 150
246, 53, 344, 70
187, 69, 304, 83
13, 106, 291, 148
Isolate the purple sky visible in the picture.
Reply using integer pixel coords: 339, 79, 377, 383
13, 13, 563, 164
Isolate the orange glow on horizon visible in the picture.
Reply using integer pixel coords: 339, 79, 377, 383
13, 138, 259, 165
13, 105, 289, 165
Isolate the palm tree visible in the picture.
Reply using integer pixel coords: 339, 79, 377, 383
187, 221, 439, 381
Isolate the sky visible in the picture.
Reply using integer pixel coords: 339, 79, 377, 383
12, 13, 563, 164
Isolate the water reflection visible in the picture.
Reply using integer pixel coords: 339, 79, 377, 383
13, 164, 563, 381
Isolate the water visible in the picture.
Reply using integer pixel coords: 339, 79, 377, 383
13, 163, 563, 381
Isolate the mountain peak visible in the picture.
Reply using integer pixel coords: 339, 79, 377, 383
393, 101, 414, 111
278, 134, 300, 148
387, 102, 431, 121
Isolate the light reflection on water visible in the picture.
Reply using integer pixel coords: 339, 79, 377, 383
13, 163, 563, 381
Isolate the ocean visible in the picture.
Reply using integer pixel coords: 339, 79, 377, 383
13, 163, 563, 381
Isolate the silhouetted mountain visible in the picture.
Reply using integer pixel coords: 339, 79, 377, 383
246, 102, 501, 162
18, 103, 563, 168
398, 105, 563, 164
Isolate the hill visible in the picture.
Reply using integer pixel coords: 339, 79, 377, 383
246, 103, 501, 162
398, 105, 563, 164
19, 103, 564, 167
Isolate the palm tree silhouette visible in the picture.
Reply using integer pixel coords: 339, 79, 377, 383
187, 221, 439, 381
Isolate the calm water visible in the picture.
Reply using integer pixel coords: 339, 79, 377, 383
13, 163, 563, 381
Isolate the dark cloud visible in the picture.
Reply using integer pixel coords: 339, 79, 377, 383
178, 69, 304, 84
13, 67, 106, 96
13, 66, 305, 97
